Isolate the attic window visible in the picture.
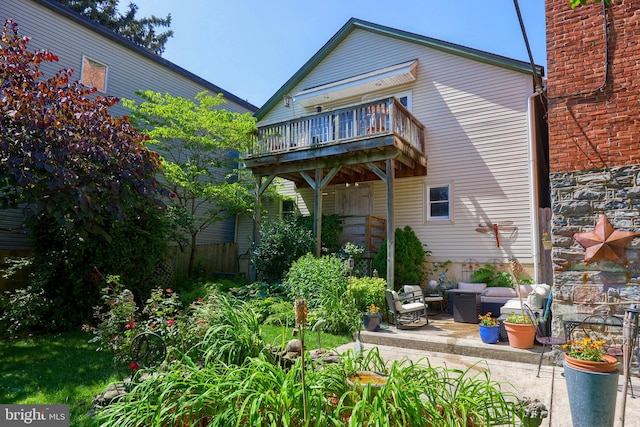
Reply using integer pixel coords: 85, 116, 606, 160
293, 60, 418, 107
81, 55, 108, 92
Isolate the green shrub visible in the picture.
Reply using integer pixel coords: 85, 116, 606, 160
470, 264, 514, 288
251, 218, 315, 283
349, 276, 387, 312
0, 285, 51, 337
373, 226, 428, 289
283, 254, 347, 309
295, 213, 343, 254
283, 254, 358, 335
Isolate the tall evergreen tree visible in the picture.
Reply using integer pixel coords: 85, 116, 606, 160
55, 0, 173, 55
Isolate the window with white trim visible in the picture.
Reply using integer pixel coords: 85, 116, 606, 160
81, 55, 108, 92
394, 91, 412, 111
426, 183, 451, 221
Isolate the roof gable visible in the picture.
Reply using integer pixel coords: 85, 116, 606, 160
255, 17, 543, 120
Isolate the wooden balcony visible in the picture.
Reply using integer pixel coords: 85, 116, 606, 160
245, 97, 427, 186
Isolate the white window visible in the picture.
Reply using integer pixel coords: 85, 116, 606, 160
81, 55, 108, 92
426, 183, 451, 221
394, 91, 412, 111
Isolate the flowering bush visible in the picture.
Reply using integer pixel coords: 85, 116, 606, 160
478, 312, 499, 327
85, 276, 212, 367
563, 337, 606, 361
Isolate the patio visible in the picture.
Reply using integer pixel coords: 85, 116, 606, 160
359, 313, 555, 366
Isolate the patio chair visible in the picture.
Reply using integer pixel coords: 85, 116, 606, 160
523, 304, 566, 377
385, 289, 428, 329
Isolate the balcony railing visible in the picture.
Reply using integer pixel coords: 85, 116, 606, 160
249, 97, 425, 157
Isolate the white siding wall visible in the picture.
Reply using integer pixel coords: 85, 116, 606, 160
256, 27, 536, 264
0, 0, 253, 249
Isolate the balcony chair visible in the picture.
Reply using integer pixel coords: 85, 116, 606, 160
385, 289, 428, 329
523, 304, 566, 377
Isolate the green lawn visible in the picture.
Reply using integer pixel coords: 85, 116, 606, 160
0, 331, 119, 426
1, 327, 352, 426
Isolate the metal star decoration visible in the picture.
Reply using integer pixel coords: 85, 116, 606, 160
573, 214, 640, 265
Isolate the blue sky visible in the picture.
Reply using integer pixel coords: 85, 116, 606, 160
133, 0, 546, 109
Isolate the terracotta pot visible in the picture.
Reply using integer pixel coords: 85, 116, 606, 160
564, 353, 619, 373
503, 321, 535, 349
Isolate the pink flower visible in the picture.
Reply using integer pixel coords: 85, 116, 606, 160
166, 288, 172, 294
167, 319, 175, 326
124, 321, 136, 330
150, 323, 156, 329
197, 297, 203, 302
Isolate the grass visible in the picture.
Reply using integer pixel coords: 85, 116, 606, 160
0, 331, 119, 426
261, 324, 352, 350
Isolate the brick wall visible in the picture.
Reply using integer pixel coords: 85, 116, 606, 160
546, 0, 640, 173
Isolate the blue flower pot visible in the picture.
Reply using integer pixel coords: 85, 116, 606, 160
479, 325, 500, 344
565, 362, 619, 427
363, 313, 382, 332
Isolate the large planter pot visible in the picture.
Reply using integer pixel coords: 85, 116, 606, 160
363, 312, 382, 332
478, 325, 500, 344
564, 354, 619, 427
564, 354, 618, 373
503, 321, 535, 349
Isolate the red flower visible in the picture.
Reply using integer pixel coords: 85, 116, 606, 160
167, 319, 175, 326
198, 297, 203, 302
166, 288, 172, 294
129, 361, 139, 371
150, 323, 156, 329
124, 321, 136, 330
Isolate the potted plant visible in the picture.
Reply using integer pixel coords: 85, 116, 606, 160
562, 337, 619, 426
363, 304, 382, 332
517, 396, 548, 427
503, 312, 535, 349
477, 312, 500, 344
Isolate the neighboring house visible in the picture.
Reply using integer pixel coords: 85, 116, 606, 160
239, 18, 548, 287
0, 1, 257, 265
545, 1, 640, 328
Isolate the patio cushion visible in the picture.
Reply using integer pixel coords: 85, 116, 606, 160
483, 287, 517, 298
397, 302, 426, 313
458, 282, 487, 292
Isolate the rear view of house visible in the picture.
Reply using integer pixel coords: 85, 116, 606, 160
239, 18, 548, 286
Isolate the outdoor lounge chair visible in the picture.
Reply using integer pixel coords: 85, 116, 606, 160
385, 289, 428, 329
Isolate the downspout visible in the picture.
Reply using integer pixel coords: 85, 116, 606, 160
527, 90, 542, 283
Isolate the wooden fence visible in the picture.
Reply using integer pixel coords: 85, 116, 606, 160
168, 243, 239, 279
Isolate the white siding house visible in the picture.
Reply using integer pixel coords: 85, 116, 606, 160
0, 0, 257, 254
240, 18, 548, 285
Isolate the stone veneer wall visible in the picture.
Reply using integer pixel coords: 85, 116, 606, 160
550, 166, 640, 335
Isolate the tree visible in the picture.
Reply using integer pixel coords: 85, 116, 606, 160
123, 91, 258, 277
0, 20, 169, 327
0, 19, 164, 237
55, 0, 173, 55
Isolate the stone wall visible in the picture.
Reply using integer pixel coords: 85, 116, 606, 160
550, 166, 640, 334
